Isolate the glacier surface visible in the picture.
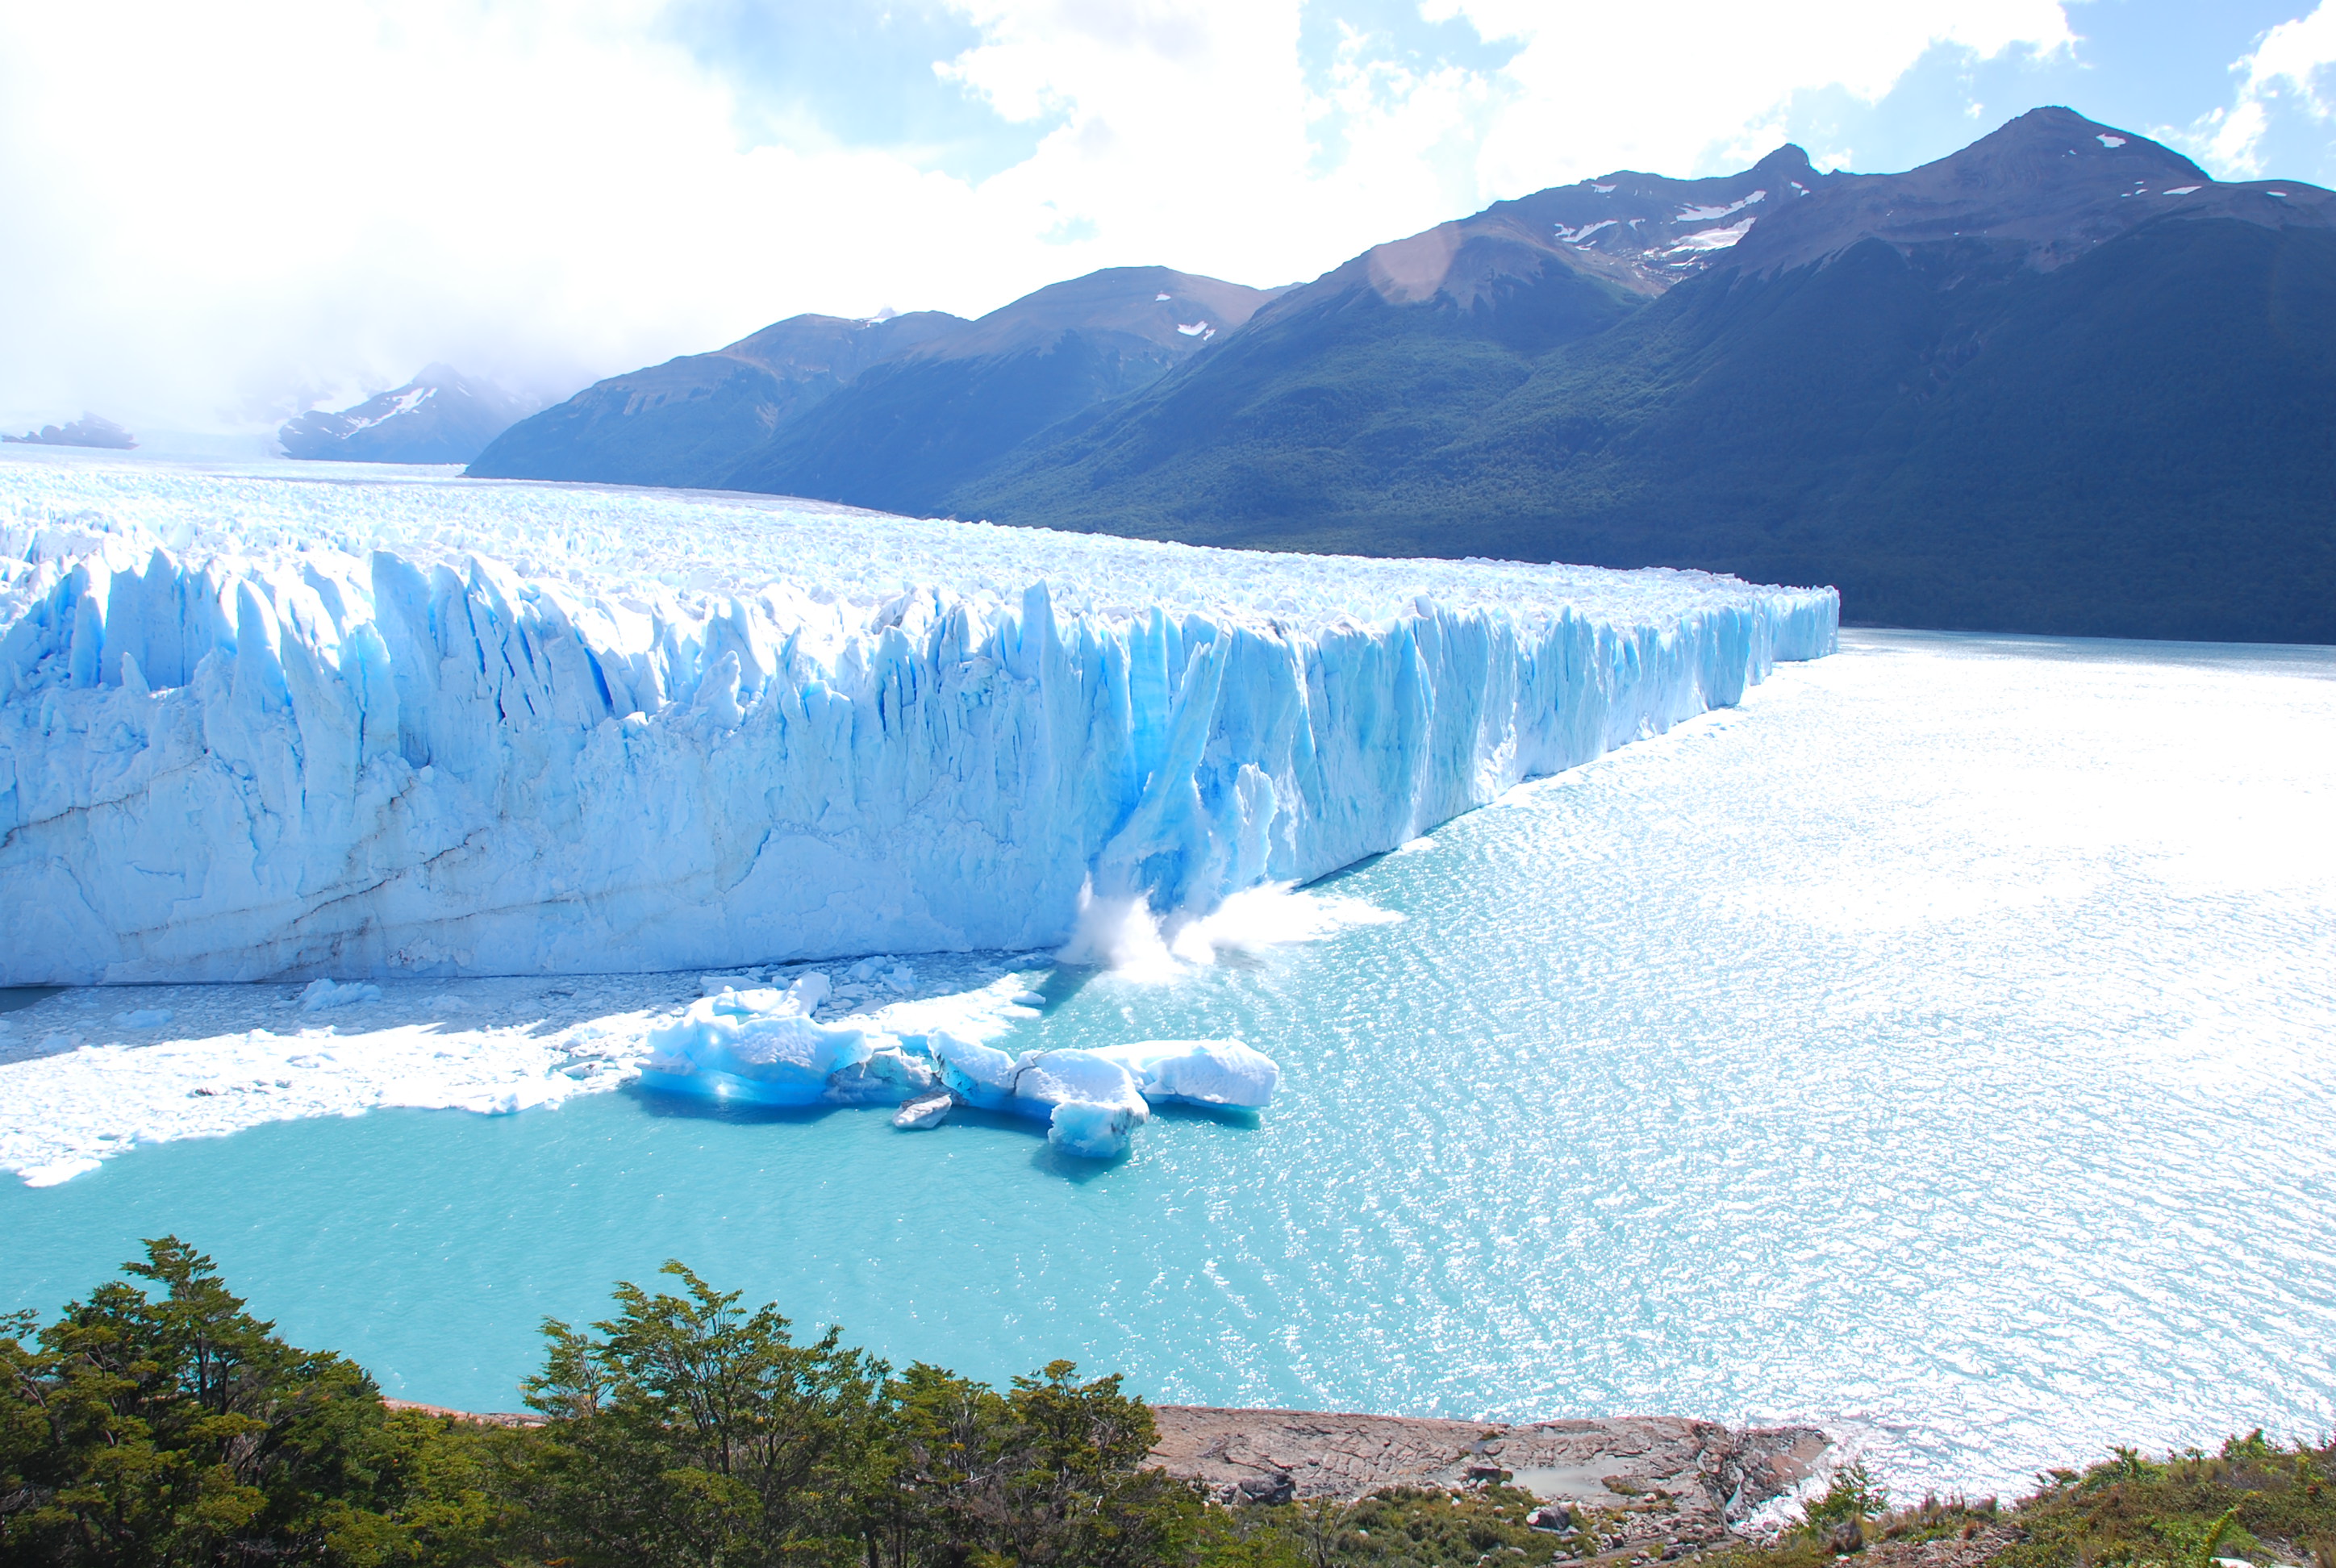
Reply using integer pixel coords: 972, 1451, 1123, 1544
0, 450, 1837, 984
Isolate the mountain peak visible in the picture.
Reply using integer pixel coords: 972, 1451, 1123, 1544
1267, 142, 1844, 313
1925, 104, 2208, 190
282, 367, 531, 465
1749, 144, 1820, 178
1723, 106, 2329, 276
917, 267, 1283, 361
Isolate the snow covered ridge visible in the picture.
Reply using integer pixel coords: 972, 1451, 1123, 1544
0, 456, 1838, 984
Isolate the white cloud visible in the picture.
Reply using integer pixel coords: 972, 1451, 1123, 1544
0, 0, 2075, 432
2188, 2, 2336, 177
1449, 0, 2074, 191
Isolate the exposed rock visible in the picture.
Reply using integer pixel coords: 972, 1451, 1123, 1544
1237, 1471, 1297, 1506
1146, 1407, 1829, 1520
381, 1397, 540, 1427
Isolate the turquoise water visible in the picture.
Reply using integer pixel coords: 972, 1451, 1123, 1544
7, 631, 2334, 1494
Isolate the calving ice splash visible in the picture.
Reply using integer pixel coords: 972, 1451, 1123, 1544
0, 455, 1835, 984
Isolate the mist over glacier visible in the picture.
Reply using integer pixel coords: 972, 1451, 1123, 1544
0, 451, 1835, 984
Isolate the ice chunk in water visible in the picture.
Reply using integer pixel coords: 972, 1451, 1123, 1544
638, 989, 876, 1106
925, 1032, 1251, 1158
893, 1091, 953, 1129
299, 979, 380, 1011
1045, 1096, 1145, 1159
1013, 1048, 1152, 1157
1091, 1039, 1278, 1107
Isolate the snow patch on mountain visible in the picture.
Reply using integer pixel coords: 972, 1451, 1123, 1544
1675, 190, 1767, 223
1668, 218, 1759, 252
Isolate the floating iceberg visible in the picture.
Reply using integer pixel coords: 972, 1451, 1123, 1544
0, 455, 1837, 984
929, 1030, 1275, 1157
1090, 1038, 1279, 1108
636, 977, 942, 1107
632, 980, 1268, 1158
299, 978, 381, 1011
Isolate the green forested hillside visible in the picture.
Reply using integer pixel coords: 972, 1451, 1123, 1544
467, 312, 967, 488
718, 331, 1190, 517
951, 255, 1642, 532
957, 218, 2336, 644
462, 109, 2336, 644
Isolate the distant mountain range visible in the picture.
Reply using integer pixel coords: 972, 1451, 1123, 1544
469, 267, 1284, 515
282, 366, 533, 464
5, 413, 136, 449
471, 108, 2336, 644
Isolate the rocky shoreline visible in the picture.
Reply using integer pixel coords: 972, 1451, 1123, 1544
1150, 1409, 1827, 1543
388, 1397, 1828, 1541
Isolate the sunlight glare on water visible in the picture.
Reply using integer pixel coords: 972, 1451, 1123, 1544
4, 629, 2333, 1497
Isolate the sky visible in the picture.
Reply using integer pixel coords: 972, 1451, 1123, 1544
6, 0, 2336, 433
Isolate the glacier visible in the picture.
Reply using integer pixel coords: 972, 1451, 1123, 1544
0, 449, 1838, 987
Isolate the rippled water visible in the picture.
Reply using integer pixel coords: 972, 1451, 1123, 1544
6, 630, 2334, 1496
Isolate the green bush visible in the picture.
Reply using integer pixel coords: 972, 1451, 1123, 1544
1800, 1466, 1888, 1536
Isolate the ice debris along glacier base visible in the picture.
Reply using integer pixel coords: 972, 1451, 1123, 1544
0, 452, 1838, 985
0, 953, 1061, 1183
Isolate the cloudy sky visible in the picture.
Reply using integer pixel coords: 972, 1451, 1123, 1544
5, 0, 2336, 432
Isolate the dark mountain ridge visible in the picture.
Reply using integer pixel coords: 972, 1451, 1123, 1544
1725, 107, 2326, 275
953, 108, 2336, 644
466, 106, 2335, 643
469, 268, 1281, 503
711, 267, 1284, 515
466, 312, 963, 486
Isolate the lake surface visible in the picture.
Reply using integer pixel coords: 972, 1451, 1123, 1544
7, 629, 2333, 1497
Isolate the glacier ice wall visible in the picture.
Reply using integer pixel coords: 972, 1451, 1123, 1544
0, 455, 1837, 982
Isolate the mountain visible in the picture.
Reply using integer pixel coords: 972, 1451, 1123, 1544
955, 109, 2336, 644
281, 366, 533, 464
467, 268, 1282, 503
712, 267, 1284, 515
4, 413, 136, 449
466, 312, 965, 486
946, 150, 1830, 538
457, 106, 2335, 643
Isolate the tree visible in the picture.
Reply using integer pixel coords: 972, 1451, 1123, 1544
864, 1358, 1197, 1568
0, 1236, 478, 1567
512, 1260, 885, 1568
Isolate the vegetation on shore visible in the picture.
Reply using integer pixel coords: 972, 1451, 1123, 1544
5, 1241, 2331, 1568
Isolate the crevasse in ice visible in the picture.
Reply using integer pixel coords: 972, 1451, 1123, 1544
0, 457, 1838, 985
